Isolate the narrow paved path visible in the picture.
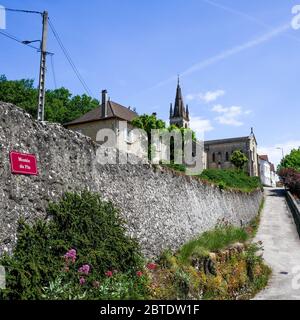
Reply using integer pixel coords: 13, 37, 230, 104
254, 188, 300, 300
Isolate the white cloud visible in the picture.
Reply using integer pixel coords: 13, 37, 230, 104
212, 104, 250, 127
190, 116, 214, 140
258, 140, 300, 168
148, 23, 290, 91
186, 90, 225, 103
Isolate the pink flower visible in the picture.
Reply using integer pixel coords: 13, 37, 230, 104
105, 271, 113, 277
146, 263, 157, 271
136, 271, 143, 277
64, 249, 77, 263
79, 277, 86, 285
78, 264, 90, 275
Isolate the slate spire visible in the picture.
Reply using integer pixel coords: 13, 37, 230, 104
169, 77, 190, 128
173, 77, 185, 118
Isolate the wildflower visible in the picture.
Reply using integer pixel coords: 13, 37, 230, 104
105, 271, 113, 277
64, 266, 70, 273
146, 263, 157, 270
64, 249, 77, 263
78, 264, 90, 275
136, 271, 143, 277
79, 277, 86, 285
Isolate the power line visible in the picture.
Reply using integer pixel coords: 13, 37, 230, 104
48, 18, 93, 97
1, 7, 93, 97
0, 7, 42, 15
0, 30, 40, 50
50, 54, 58, 89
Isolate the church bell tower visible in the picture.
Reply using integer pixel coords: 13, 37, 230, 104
169, 77, 190, 128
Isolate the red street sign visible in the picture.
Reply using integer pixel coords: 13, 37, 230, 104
10, 151, 38, 176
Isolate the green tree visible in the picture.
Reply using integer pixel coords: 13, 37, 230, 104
278, 148, 300, 172
0, 75, 99, 124
230, 150, 248, 171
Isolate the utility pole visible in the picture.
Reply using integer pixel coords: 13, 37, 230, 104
37, 11, 48, 122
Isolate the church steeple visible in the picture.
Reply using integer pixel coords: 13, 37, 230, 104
169, 77, 190, 128
170, 103, 173, 118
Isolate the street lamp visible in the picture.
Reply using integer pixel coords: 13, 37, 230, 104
22, 39, 54, 56
22, 39, 41, 45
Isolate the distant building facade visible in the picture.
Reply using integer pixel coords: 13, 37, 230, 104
204, 133, 259, 177
65, 90, 143, 156
258, 155, 277, 187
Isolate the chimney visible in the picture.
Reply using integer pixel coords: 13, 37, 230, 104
101, 90, 108, 118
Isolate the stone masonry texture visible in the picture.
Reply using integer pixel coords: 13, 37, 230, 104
0, 103, 263, 257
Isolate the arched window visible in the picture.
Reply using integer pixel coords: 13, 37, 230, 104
226, 152, 229, 162
212, 153, 216, 163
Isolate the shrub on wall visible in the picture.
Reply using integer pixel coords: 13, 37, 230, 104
0, 191, 144, 300
279, 168, 300, 198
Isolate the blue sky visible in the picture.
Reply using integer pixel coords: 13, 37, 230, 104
1, 0, 300, 166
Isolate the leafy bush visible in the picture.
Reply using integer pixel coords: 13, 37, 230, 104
279, 168, 300, 197
0, 191, 144, 300
199, 169, 262, 192
42, 271, 149, 300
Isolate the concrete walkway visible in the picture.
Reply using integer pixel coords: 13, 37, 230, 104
254, 188, 300, 300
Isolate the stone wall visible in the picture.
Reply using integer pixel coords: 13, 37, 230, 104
0, 103, 263, 257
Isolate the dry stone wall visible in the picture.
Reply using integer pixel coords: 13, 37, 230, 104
0, 103, 263, 257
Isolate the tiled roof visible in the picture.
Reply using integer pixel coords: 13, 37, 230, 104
64, 101, 138, 126
259, 155, 269, 162
204, 136, 249, 145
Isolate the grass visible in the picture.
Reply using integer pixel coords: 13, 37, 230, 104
160, 165, 262, 193
161, 162, 186, 173
178, 225, 249, 264
199, 169, 262, 193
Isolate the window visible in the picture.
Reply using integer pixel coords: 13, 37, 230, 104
226, 152, 229, 162
212, 153, 216, 163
